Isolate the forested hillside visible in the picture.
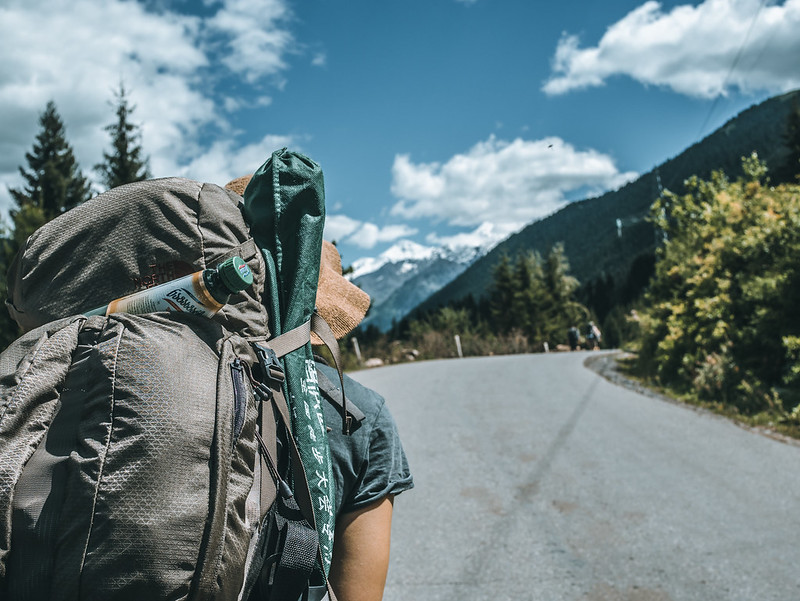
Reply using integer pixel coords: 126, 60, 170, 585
411, 90, 800, 322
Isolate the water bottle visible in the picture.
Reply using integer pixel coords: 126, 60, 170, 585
86, 256, 254, 317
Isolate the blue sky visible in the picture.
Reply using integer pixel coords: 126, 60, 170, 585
1, 0, 798, 267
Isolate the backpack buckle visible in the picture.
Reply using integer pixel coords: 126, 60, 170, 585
254, 342, 286, 387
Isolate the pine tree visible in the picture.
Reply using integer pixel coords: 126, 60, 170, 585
95, 83, 150, 189
488, 254, 517, 333
2, 101, 92, 352
8, 101, 93, 241
543, 242, 579, 305
783, 99, 800, 181
510, 251, 544, 339
0, 222, 17, 352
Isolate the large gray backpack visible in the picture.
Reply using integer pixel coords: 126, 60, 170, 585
0, 172, 349, 600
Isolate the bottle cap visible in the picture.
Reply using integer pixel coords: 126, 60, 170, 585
217, 256, 254, 294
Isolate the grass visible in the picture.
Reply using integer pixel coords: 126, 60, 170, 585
614, 353, 800, 443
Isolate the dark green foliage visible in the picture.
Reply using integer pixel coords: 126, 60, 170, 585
95, 84, 150, 189
9, 101, 93, 241
780, 99, 800, 181
510, 251, 544, 338
488, 254, 516, 332
2, 101, 93, 351
636, 154, 800, 416
580, 273, 615, 324
483, 243, 588, 346
0, 224, 18, 351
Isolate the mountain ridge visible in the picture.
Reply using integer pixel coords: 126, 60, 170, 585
350, 240, 488, 331
407, 89, 800, 321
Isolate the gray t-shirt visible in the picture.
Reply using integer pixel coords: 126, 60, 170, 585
317, 363, 414, 518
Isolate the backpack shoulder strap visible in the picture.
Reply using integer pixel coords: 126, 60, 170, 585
266, 311, 355, 435
316, 369, 365, 430
245, 342, 339, 601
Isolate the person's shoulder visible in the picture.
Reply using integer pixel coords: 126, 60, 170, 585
316, 362, 387, 423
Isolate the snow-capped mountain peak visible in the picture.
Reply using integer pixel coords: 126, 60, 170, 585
346, 238, 492, 331
349, 240, 437, 280
348, 237, 493, 281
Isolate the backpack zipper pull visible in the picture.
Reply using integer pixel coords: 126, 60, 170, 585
254, 430, 293, 499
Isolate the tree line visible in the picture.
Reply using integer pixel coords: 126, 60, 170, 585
1, 84, 149, 349
339, 243, 597, 368
343, 101, 800, 438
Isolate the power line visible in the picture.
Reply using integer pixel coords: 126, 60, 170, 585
697, 0, 768, 139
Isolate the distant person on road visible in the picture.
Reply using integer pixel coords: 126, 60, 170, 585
585, 321, 602, 350
226, 176, 414, 601
567, 326, 580, 351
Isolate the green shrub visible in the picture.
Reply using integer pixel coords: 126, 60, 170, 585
637, 154, 800, 416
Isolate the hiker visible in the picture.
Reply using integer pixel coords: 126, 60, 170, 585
585, 321, 602, 350
226, 177, 414, 601
315, 240, 414, 601
1, 159, 407, 601
567, 325, 580, 351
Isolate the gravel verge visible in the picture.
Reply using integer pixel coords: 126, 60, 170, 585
583, 350, 800, 448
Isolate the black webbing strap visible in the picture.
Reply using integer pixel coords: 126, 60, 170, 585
251, 366, 328, 601
264, 386, 339, 601
316, 369, 365, 432
247, 425, 320, 601
251, 348, 316, 528
269, 479, 319, 601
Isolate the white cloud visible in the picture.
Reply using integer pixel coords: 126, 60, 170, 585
350, 223, 419, 249
390, 135, 636, 231
223, 95, 273, 113
323, 214, 418, 249
324, 214, 362, 242
543, 0, 800, 98
0, 0, 296, 217
176, 134, 296, 188
206, 0, 294, 83
426, 222, 519, 252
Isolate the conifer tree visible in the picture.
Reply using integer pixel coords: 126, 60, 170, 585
539, 244, 586, 344
95, 83, 150, 189
488, 254, 516, 333
0, 222, 16, 352
2, 101, 92, 351
8, 101, 93, 241
511, 251, 544, 339
783, 99, 800, 181
543, 242, 579, 305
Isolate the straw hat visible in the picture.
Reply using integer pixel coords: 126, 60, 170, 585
225, 176, 370, 340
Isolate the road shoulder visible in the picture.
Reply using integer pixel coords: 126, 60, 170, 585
584, 350, 800, 448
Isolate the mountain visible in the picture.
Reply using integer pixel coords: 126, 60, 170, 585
409, 89, 800, 321
350, 240, 486, 331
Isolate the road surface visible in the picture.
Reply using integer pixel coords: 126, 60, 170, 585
349, 351, 800, 601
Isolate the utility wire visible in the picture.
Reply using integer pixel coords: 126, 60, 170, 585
697, 0, 768, 139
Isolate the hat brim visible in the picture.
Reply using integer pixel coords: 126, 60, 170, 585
314, 240, 370, 342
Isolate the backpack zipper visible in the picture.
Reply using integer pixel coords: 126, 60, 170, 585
230, 358, 248, 442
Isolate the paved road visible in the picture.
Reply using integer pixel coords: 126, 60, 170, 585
350, 351, 800, 601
